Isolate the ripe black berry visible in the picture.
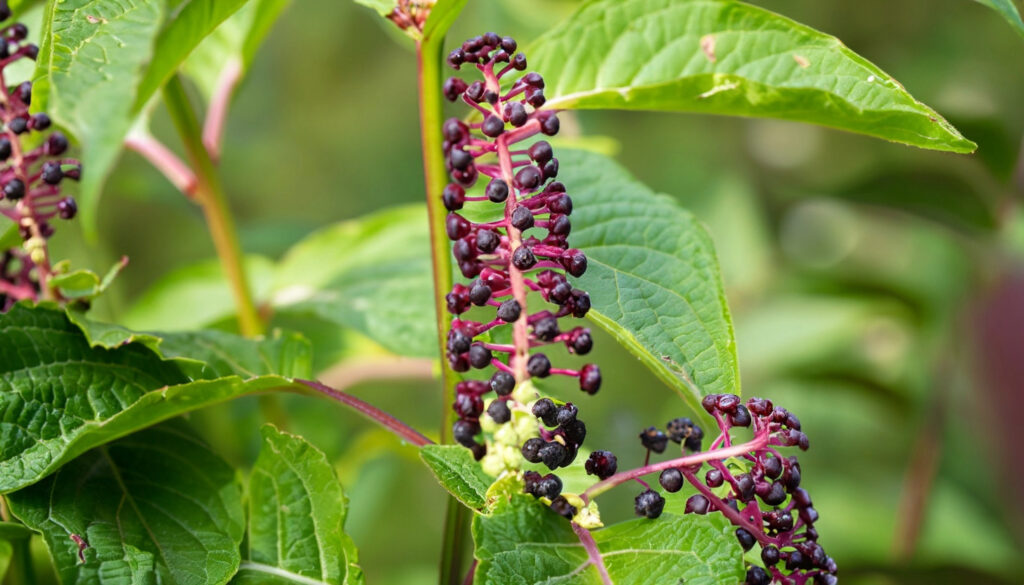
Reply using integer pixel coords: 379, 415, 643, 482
497, 299, 522, 322
568, 290, 591, 318
761, 545, 780, 566
537, 474, 562, 499
476, 229, 500, 253
468, 344, 492, 369
3, 178, 25, 200
585, 450, 617, 479
57, 197, 77, 220
538, 111, 559, 135
548, 193, 572, 214
527, 353, 551, 377
512, 246, 537, 269
486, 178, 509, 202
514, 166, 542, 191
452, 420, 480, 447
446, 213, 470, 239
554, 403, 577, 426
538, 441, 566, 470
443, 77, 468, 101
745, 566, 771, 585
579, 364, 601, 394
487, 399, 511, 423
505, 102, 528, 126
481, 114, 504, 137
29, 113, 50, 130
735, 474, 756, 501
730, 404, 752, 427
442, 183, 465, 211
533, 316, 559, 341
542, 159, 559, 180
500, 36, 517, 53
511, 52, 527, 70
511, 205, 534, 230
490, 370, 515, 395
561, 249, 587, 277
735, 528, 756, 551
571, 330, 593, 354
521, 438, 545, 463
454, 393, 483, 418
659, 468, 683, 493
528, 141, 553, 164
531, 398, 557, 425
761, 481, 787, 506
634, 489, 665, 519
450, 148, 472, 170
762, 455, 783, 479
0, 137, 10, 160
549, 214, 571, 236
549, 495, 576, 519
639, 427, 668, 453
550, 281, 572, 303
792, 487, 812, 508
469, 280, 492, 305
706, 468, 724, 488
562, 420, 586, 444
684, 494, 709, 515
448, 329, 471, 353
523, 470, 542, 495
7, 117, 27, 134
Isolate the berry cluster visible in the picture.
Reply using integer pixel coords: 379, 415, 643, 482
440, 34, 601, 509
385, 0, 434, 35
0, 11, 81, 311
586, 395, 836, 585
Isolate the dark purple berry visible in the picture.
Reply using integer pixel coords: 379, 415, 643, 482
16, 81, 31, 105
684, 494, 709, 515
511, 205, 534, 230
548, 193, 572, 214
453, 238, 473, 262
450, 148, 472, 171
538, 111, 559, 135
747, 397, 774, 417
3, 178, 24, 200
487, 399, 511, 424
482, 32, 500, 46
57, 197, 77, 220
527, 353, 551, 377
761, 481, 787, 506
634, 489, 665, 519
533, 316, 559, 341
761, 545, 780, 566
639, 427, 668, 453
497, 299, 522, 322
579, 364, 601, 394
29, 113, 50, 130
746, 566, 771, 585
443, 77, 468, 101
561, 249, 587, 277
792, 488, 813, 508
514, 166, 542, 191
568, 290, 591, 318
448, 329, 472, 353
659, 468, 683, 493
468, 344, 492, 369
452, 420, 480, 447
447, 48, 466, 68
571, 330, 593, 354
549, 495, 576, 519
7, 117, 26, 134
523, 470, 542, 495
735, 474, 756, 501
562, 420, 586, 444
453, 393, 484, 418
505, 102, 528, 127
469, 280, 492, 305
786, 551, 805, 571
706, 468, 724, 488
512, 246, 536, 269
538, 441, 566, 470
549, 214, 571, 236
542, 159, 559, 180
481, 114, 504, 137
521, 438, 545, 463
443, 118, 468, 142
528, 141, 553, 164
0, 137, 10, 160
486, 178, 509, 203
476, 229, 500, 253
526, 88, 546, 108
717, 394, 740, 412
555, 403, 578, 426
702, 395, 718, 414
537, 474, 562, 499
762, 455, 783, 479
442, 183, 465, 210
550, 281, 572, 303
511, 52, 527, 70
585, 450, 617, 479
491, 370, 515, 395
446, 213, 470, 239
730, 404, 751, 427
735, 528, 756, 551
500, 37, 517, 53
465, 81, 485, 101
532, 398, 557, 425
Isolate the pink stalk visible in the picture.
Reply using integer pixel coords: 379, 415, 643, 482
297, 379, 433, 447
125, 134, 198, 197
571, 523, 613, 585
203, 57, 243, 162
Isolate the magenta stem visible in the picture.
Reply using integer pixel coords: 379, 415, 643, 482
203, 57, 243, 162
125, 133, 198, 197
571, 523, 613, 585
297, 379, 433, 447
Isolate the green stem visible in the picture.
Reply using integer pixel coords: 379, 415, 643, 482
5, 537, 34, 585
417, 35, 469, 585
162, 75, 263, 337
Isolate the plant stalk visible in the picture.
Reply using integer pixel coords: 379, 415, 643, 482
162, 75, 263, 337
417, 36, 470, 585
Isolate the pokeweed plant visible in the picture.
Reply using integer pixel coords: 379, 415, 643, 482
0, 0, 1015, 584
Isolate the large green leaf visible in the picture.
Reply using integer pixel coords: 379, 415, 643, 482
473, 495, 745, 585
134, 0, 252, 109
8, 423, 245, 585
422, 0, 468, 42
272, 205, 437, 358
33, 0, 166, 235
974, 0, 1024, 37
559, 149, 737, 421
182, 0, 293, 100
532, 0, 975, 153
231, 425, 363, 585
0, 303, 296, 493
351, 0, 393, 17
420, 445, 493, 511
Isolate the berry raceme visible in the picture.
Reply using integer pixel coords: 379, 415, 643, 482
0, 14, 82, 311
581, 395, 836, 585
440, 34, 605, 523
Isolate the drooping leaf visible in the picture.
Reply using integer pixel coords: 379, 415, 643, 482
33, 0, 166, 235
420, 445, 493, 510
532, 0, 975, 153
473, 495, 745, 585
182, 0, 293, 100
231, 425, 363, 585
973, 0, 1024, 37
272, 205, 437, 358
559, 149, 738, 421
0, 303, 296, 493
134, 0, 252, 110
7, 423, 245, 585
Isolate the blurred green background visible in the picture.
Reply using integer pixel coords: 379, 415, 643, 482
34, 0, 1024, 583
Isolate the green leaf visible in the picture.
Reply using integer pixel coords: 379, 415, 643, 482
473, 495, 745, 585
231, 425, 363, 585
973, 0, 1024, 37
532, 0, 975, 153
272, 205, 437, 358
7, 422, 245, 585
158, 329, 313, 379
422, 0, 468, 42
134, 0, 252, 110
351, 0, 394, 17
420, 445, 493, 511
183, 0, 293, 99
559, 149, 738, 419
0, 303, 296, 493
122, 255, 275, 331
0, 540, 10, 582
33, 0, 166, 235
0, 523, 33, 541
48, 257, 128, 301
